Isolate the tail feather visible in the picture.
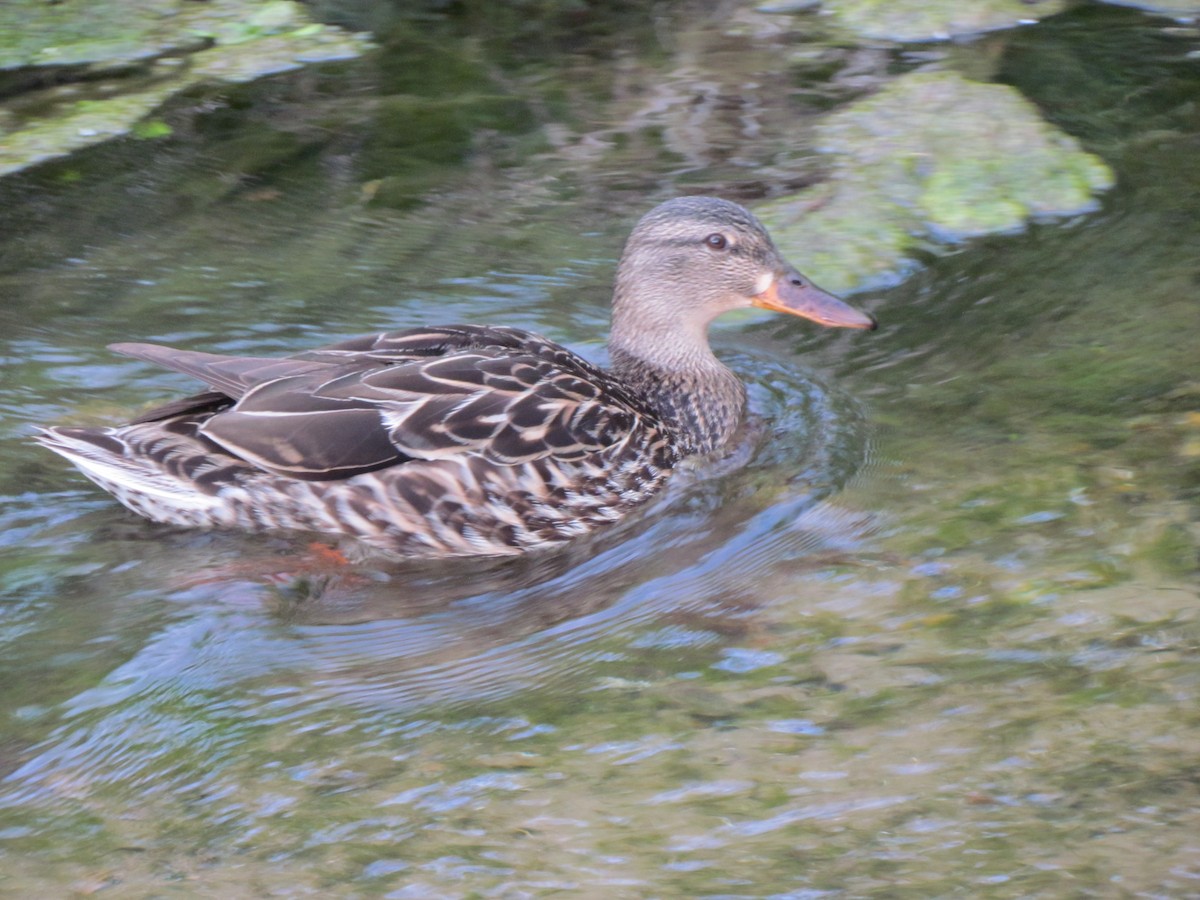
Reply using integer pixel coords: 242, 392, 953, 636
36, 426, 221, 512
109, 342, 334, 400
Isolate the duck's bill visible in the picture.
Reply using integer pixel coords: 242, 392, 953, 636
752, 272, 877, 331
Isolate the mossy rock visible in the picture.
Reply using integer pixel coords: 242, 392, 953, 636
0, 85, 182, 178
757, 71, 1114, 292
0, 0, 369, 177
822, 0, 1069, 42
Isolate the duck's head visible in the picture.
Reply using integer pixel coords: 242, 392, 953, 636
610, 196, 875, 370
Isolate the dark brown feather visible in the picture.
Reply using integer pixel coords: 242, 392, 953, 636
110, 326, 657, 481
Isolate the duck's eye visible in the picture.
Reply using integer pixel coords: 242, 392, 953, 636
704, 233, 728, 251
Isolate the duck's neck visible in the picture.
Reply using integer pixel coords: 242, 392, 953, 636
608, 339, 747, 457
607, 253, 749, 456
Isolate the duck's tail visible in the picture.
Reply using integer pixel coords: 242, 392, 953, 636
35, 425, 227, 522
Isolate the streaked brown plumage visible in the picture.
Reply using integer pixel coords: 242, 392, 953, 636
37, 197, 875, 557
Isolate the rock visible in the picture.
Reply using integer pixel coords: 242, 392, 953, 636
757, 70, 1114, 292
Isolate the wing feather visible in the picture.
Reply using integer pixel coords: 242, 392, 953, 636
111, 325, 652, 481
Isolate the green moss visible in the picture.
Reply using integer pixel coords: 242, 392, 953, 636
131, 118, 172, 139
919, 161, 1031, 237
756, 182, 913, 294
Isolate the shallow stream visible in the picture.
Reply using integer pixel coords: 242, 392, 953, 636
1, 4, 1198, 896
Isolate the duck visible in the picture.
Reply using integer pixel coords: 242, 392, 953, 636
37, 196, 876, 558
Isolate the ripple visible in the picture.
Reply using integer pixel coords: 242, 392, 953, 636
242, 340, 876, 712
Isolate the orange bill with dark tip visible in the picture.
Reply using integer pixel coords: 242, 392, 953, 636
752, 271, 877, 331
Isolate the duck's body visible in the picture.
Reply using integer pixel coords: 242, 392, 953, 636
41, 325, 681, 557
38, 197, 875, 558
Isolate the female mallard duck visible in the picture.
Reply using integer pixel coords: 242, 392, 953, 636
38, 197, 875, 557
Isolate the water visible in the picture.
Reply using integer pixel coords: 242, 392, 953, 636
1, 4, 1198, 896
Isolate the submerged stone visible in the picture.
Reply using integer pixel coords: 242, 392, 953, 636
757, 70, 1114, 292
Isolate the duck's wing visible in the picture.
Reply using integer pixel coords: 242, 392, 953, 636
113, 325, 530, 424
113, 326, 646, 481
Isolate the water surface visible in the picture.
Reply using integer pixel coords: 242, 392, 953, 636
1, 5, 1198, 896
